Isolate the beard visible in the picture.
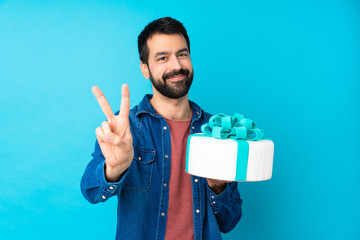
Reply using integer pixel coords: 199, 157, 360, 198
149, 68, 193, 99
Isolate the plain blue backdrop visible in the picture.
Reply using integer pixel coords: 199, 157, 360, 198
0, 0, 359, 239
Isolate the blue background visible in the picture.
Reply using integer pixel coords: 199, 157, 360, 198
0, 0, 359, 239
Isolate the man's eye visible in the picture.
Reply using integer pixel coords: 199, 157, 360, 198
158, 57, 167, 61
179, 53, 188, 57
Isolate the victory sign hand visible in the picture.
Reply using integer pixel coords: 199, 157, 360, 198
92, 84, 134, 182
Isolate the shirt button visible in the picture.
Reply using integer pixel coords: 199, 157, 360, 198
214, 212, 218, 215
163, 183, 167, 187
165, 154, 169, 158
101, 195, 106, 200
211, 196, 215, 199
109, 186, 114, 190
163, 126, 167, 130
161, 212, 165, 217
192, 126, 195, 129
138, 157, 141, 160
196, 209, 200, 213
194, 179, 198, 183
213, 201, 216, 204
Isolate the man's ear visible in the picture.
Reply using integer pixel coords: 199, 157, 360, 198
140, 62, 150, 79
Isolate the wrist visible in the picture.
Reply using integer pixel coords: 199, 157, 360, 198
104, 162, 127, 182
207, 179, 228, 195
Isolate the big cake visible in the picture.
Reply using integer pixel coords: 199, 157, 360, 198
185, 113, 274, 182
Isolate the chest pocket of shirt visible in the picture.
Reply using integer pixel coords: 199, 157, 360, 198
123, 147, 156, 192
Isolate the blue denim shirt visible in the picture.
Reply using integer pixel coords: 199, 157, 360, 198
81, 95, 242, 240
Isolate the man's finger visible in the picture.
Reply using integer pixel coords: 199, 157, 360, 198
95, 127, 105, 139
103, 133, 121, 145
119, 84, 130, 119
96, 134, 113, 156
92, 86, 114, 121
101, 121, 112, 134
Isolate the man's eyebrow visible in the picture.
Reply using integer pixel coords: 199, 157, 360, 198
177, 48, 189, 54
154, 51, 170, 58
154, 48, 189, 59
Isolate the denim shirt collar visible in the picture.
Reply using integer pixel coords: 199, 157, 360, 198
135, 94, 203, 121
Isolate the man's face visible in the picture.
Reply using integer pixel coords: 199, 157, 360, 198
144, 33, 193, 99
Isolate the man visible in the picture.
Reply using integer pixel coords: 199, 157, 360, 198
81, 17, 242, 240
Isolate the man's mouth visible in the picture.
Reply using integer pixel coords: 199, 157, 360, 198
167, 74, 186, 82
163, 69, 190, 82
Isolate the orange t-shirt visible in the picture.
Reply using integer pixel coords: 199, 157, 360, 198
164, 117, 194, 240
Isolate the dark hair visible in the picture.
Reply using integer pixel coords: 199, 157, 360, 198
137, 17, 190, 65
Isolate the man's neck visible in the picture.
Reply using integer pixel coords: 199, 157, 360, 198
150, 91, 192, 121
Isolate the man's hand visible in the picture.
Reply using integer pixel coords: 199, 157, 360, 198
92, 84, 134, 182
207, 179, 231, 195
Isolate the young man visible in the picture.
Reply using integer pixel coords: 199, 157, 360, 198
81, 17, 242, 240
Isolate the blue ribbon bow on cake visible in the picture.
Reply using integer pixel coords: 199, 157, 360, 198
201, 113, 264, 141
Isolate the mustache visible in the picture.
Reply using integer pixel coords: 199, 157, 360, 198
163, 69, 190, 80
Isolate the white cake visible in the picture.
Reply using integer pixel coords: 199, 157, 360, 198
185, 133, 274, 182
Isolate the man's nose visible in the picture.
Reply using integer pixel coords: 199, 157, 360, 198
169, 56, 182, 71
